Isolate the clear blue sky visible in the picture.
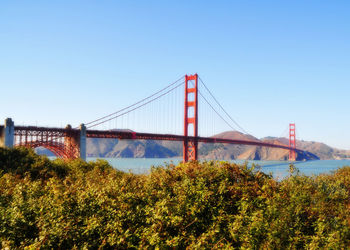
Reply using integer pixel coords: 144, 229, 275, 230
1, 1, 349, 149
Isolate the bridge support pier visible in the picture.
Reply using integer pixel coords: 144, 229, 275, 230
0, 118, 14, 148
79, 124, 86, 161
64, 124, 86, 161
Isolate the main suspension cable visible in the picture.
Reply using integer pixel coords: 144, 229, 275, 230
198, 90, 236, 132
87, 80, 185, 128
199, 77, 249, 134
85, 75, 185, 127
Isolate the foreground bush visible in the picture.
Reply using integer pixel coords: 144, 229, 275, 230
0, 148, 350, 248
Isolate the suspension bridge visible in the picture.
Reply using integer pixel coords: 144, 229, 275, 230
0, 74, 311, 162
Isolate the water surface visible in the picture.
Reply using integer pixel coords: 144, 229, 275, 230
87, 157, 350, 179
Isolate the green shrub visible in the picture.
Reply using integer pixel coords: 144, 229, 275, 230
0, 147, 68, 179
0, 148, 350, 248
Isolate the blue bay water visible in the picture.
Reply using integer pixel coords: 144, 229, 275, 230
87, 157, 350, 180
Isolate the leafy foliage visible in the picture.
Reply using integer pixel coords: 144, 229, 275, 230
1, 147, 350, 248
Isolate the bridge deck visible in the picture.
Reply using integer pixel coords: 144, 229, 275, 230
86, 129, 302, 152
2, 125, 303, 154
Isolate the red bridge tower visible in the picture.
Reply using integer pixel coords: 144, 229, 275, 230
183, 74, 198, 162
289, 123, 296, 161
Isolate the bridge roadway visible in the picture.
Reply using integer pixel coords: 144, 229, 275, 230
87, 129, 304, 153
1, 125, 310, 159
9, 125, 302, 153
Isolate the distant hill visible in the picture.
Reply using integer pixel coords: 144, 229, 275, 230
86, 138, 177, 158
35, 130, 350, 160
260, 137, 350, 160
199, 131, 260, 160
